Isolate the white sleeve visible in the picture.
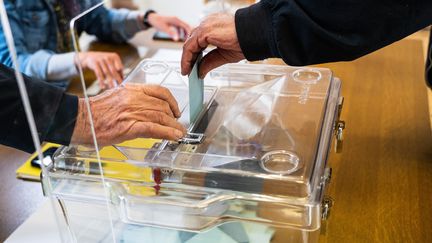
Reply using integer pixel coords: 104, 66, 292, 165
46, 52, 78, 80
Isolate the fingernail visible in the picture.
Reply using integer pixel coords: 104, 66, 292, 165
174, 129, 184, 139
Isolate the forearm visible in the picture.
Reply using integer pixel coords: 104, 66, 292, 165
46, 53, 78, 80
235, 0, 432, 66
70, 98, 88, 145
110, 9, 147, 40
83, 7, 146, 43
19, 50, 53, 80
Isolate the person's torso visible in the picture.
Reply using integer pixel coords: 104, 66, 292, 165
12, 0, 58, 53
10, 0, 96, 53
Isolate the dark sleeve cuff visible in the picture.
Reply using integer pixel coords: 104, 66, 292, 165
235, 1, 278, 61
45, 93, 78, 145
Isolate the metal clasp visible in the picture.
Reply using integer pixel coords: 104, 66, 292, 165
178, 132, 205, 144
320, 195, 334, 235
335, 121, 345, 153
321, 196, 334, 220
334, 97, 345, 153
322, 167, 332, 186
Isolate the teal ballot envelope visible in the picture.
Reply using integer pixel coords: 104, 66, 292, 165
188, 53, 204, 123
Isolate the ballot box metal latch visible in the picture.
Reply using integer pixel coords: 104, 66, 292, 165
178, 132, 206, 145
320, 167, 333, 220
320, 195, 335, 235
321, 196, 334, 221
320, 167, 334, 234
334, 96, 346, 153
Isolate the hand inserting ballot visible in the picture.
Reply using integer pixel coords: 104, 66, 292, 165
70, 84, 186, 146
181, 13, 245, 78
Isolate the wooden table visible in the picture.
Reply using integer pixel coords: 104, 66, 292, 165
0, 36, 430, 242
316, 39, 432, 243
259, 38, 432, 243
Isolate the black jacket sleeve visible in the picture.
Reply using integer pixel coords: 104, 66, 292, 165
0, 64, 78, 153
235, 0, 432, 66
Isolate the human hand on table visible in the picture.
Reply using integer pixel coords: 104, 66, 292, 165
181, 13, 245, 78
71, 84, 186, 146
146, 12, 192, 41
75, 51, 124, 90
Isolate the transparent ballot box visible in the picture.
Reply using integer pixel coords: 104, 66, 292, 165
42, 60, 343, 242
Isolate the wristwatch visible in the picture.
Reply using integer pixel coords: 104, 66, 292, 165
143, 10, 156, 29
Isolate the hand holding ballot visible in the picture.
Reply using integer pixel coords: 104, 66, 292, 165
71, 84, 187, 147
181, 13, 245, 78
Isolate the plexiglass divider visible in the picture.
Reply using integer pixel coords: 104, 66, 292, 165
69, 2, 118, 242
0, 0, 87, 242
1, 0, 122, 241
67, 1, 137, 242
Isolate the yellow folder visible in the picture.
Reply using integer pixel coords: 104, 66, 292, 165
15, 143, 60, 181
16, 139, 158, 182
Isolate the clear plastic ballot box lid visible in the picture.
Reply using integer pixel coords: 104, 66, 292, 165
47, 59, 341, 234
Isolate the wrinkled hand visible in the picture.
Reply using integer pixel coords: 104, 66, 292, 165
181, 13, 245, 78
71, 84, 186, 147
75, 51, 124, 90
147, 13, 192, 41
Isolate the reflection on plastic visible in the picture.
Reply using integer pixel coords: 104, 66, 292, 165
292, 68, 322, 104
223, 76, 285, 140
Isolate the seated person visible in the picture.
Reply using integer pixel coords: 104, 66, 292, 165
0, 0, 191, 89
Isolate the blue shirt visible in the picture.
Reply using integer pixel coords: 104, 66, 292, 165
0, 0, 145, 82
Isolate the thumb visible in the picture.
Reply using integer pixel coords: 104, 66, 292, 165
199, 49, 244, 78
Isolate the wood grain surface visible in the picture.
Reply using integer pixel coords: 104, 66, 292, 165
316, 39, 432, 243
260, 39, 431, 243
